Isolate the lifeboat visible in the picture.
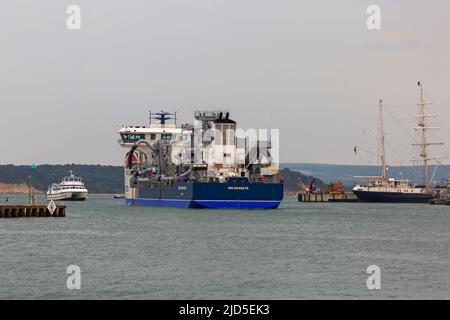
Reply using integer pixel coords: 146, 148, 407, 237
125, 152, 139, 165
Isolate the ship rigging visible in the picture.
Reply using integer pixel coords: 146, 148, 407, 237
353, 82, 445, 203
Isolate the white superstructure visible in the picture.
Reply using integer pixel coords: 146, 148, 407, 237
46, 171, 88, 201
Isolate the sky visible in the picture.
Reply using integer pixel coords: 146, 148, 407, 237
1, 0, 450, 166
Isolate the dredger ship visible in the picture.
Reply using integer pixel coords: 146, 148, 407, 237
118, 110, 283, 209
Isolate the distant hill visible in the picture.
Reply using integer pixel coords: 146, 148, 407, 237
5, 163, 445, 194
0, 164, 123, 194
0, 164, 324, 194
279, 168, 326, 193
280, 163, 450, 188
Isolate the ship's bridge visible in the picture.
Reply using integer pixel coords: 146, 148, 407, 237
118, 125, 184, 147
118, 111, 187, 147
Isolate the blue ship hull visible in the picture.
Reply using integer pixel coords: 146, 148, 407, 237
353, 190, 432, 203
126, 178, 283, 209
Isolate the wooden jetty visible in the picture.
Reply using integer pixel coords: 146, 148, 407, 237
298, 192, 357, 203
298, 180, 358, 203
0, 204, 66, 218
430, 197, 450, 205
430, 185, 450, 205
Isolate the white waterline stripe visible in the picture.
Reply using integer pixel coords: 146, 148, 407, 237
131, 198, 279, 203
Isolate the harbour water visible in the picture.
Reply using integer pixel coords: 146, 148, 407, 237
0, 194, 449, 299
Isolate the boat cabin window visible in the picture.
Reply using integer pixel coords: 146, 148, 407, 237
121, 133, 145, 143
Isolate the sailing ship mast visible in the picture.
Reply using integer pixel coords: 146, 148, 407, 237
417, 83, 429, 191
353, 99, 389, 180
379, 99, 388, 180
413, 82, 443, 192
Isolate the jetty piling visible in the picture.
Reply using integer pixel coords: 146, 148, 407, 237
298, 192, 357, 203
0, 204, 66, 218
298, 180, 358, 203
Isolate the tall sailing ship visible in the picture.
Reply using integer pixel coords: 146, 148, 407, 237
353, 82, 444, 203
117, 110, 283, 209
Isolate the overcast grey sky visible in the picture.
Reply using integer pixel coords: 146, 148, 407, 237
1, 0, 449, 166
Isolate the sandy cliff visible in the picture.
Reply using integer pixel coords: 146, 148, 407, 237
0, 183, 43, 194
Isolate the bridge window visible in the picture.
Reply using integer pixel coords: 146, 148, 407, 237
121, 133, 145, 143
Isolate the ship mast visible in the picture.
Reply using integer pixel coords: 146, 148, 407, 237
379, 99, 388, 180
413, 82, 443, 192
417, 83, 429, 191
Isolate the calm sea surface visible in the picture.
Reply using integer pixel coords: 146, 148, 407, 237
0, 194, 449, 299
